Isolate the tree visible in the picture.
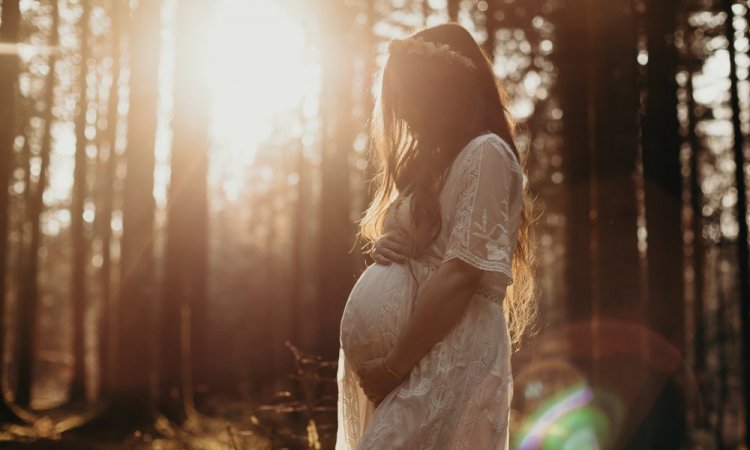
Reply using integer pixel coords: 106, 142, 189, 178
70, 0, 92, 404
482, 0, 499, 60
160, 0, 212, 423
0, 0, 22, 424
448, 0, 460, 21
290, 135, 312, 356
109, 0, 161, 425
317, 1, 357, 359
14, 0, 61, 413
554, 0, 594, 326
95, 0, 125, 400
640, 0, 687, 445
586, 0, 641, 329
722, 0, 750, 446
686, 61, 708, 433
556, 0, 657, 446
642, 0, 684, 356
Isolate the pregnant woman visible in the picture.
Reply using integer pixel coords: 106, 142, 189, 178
337, 23, 537, 449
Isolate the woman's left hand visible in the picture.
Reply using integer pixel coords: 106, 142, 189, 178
357, 357, 406, 405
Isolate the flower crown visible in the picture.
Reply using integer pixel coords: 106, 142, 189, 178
387, 36, 477, 71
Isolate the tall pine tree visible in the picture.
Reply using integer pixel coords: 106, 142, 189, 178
160, 0, 211, 422
69, 0, 92, 404
0, 0, 22, 424
109, 0, 161, 425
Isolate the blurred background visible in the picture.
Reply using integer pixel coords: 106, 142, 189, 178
0, 0, 749, 448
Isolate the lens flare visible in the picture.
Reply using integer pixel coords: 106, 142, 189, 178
510, 319, 696, 449
513, 383, 624, 450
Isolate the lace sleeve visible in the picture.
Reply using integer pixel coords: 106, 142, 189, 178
442, 135, 523, 283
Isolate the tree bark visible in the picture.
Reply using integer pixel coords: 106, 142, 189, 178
639, 0, 686, 446
588, 1, 651, 446
107, 0, 161, 426
317, 3, 356, 359
14, 0, 61, 413
160, 0, 211, 422
359, 0, 379, 238
643, 0, 684, 357
687, 70, 708, 429
70, 0, 92, 404
448, 0, 460, 21
95, 0, 125, 400
290, 140, 309, 348
0, 0, 22, 422
589, 0, 641, 327
722, 0, 750, 446
554, 0, 594, 324
556, 0, 652, 446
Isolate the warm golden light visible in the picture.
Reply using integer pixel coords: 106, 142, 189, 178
206, 0, 318, 168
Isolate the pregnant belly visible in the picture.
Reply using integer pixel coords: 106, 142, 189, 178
339, 262, 419, 373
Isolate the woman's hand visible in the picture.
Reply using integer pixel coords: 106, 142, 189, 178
371, 230, 410, 265
357, 357, 407, 406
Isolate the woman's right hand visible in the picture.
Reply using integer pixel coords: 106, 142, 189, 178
371, 230, 410, 265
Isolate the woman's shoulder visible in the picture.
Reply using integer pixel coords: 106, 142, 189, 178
458, 132, 521, 174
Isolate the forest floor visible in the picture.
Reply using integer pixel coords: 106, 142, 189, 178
1, 345, 338, 449
0, 388, 338, 449
0, 395, 274, 450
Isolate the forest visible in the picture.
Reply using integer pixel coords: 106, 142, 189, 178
0, 0, 749, 448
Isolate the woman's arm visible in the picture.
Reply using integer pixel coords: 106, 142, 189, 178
385, 258, 483, 377
357, 136, 521, 403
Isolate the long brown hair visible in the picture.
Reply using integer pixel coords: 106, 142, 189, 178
359, 23, 537, 347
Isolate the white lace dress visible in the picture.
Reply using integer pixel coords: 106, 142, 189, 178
337, 132, 523, 450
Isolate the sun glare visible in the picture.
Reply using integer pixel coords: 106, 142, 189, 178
207, 1, 318, 169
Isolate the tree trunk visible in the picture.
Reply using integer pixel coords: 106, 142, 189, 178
95, 0, 124, 400
639, 0, 686, 446
70, 0, 92, 404
359, 0, 379, 237
687, 70, 708, 429
556, 0, 652, 446
290, 141, 309, 348
589, 0, 641, 327
107, 0, 161, 426
14, 0, 61, 413
643, 0, 684, 359
589, 2, 650, 446
715, 256, 730, 450
482, 0, 499, 61
722, 0, 750, 446
448, 0, 460, 21
160, 0, 211, 422
0, 0, 22, 421
317, 3, 356, 360
554, 0, 594, 323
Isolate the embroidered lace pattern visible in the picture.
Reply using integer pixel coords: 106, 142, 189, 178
336, 133, 521, 449
442, 134, 523, 286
